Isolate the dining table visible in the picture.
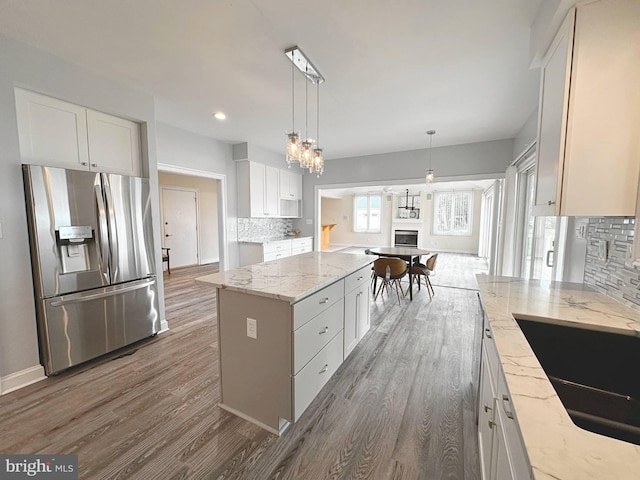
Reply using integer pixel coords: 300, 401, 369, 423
369, 247, 431, 300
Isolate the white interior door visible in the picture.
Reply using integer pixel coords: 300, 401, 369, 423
162, 187, 199, 268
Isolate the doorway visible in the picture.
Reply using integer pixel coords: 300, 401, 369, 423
161, 187, 199, 268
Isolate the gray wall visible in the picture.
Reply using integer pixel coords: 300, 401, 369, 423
155, 122, 238, 268
0, 34, 163, 381
512, 108, 538, 160
296, 138, 515, 237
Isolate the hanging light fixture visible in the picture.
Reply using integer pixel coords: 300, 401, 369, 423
300, 70, 314, 169
311, 81, 324, 177
425, 130, 436, 183
284, 46, 325, 175
285, 60, 300, 166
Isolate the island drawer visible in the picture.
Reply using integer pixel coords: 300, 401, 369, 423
344, 265, 371, 293
293, 280, 344, 330
293, 298, 344, 374
291, 237, 313, 255
293, 329, 344, 421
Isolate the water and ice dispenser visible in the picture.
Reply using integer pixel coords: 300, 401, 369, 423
57, 225, 94, 274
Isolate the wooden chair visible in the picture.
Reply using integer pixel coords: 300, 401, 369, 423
410, 253, 438, 299
162, 247, 171, 275
373, 257, 408, 304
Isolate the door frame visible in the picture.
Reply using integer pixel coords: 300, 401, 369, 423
157, 163, 229, 271
160, 185, 201, 268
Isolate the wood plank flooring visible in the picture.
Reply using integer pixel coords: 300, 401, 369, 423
0, 255, 486, 479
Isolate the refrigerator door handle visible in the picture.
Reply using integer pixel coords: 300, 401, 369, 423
102, 174, 119, 282
50, 278, 156, 307
94, 184, 110, 282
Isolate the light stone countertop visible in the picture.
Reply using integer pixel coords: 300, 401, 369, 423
196, 251, 372, 303
238, 236, 312, 245
476, 275, 640, 480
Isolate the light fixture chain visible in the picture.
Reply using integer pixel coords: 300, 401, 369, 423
316, 82, 320, 146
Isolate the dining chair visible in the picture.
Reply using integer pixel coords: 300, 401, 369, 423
373, 257, 408, 304
410, 253, 438, 299
162, 247, 171, 275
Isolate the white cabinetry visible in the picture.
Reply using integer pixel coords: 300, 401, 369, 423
279, 169, 302, 200
15, 88, 141, 176
343, 266, 371, 359
478, 314, 531, 480
237, 161, 280, 217
238, 237, 313, 266
533, 0, 640, 216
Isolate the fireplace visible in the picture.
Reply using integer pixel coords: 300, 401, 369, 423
394, 229, 418, 248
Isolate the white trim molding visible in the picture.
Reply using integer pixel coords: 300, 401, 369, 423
1, 365, 46, 395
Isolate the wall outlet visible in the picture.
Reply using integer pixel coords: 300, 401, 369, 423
306, 219, 312, 225
246, 317, 257, 339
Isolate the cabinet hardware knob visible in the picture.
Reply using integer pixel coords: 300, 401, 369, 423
488, 419, 495, 429
319, 326, 329, 335
485, 328, 492, 339
319, 364, 328, 374
484, 403, 492, 413
91, 163, 97, 167
319, 297, 329, 304
548, 201, 556, 205
502, 394, 515, 419
357, 276, 363, 281
81, 162, 88, 166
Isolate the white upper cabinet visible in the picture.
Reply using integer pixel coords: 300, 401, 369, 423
15, 89, 90, 170
86, 109, 141, 176
15, 88, 142, 176
237, 160, 280, 217
533, 0, 640, 216
279, 169, 302, 200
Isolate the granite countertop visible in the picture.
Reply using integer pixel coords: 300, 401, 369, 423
477, 275, 640, 479
238, 236, 312, 245
196, 251, 372, 303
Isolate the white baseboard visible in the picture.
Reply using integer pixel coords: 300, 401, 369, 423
159, 319, 170, 333
200, 257, 219, 265
1, 365, 46, 395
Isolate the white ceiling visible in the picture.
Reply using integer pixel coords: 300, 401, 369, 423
321, 179, 496, 198
0, 0, 542, 160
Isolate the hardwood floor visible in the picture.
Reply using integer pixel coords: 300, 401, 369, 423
0, 256, 485, 479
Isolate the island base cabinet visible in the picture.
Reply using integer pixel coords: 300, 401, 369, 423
293, 331, 344, 421
217, 289, 293, 434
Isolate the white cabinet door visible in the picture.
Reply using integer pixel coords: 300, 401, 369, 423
248, 162, 267, 217
279, 169, 302, 200
356, 284, 370, 340
533, 11, 574, 216
478, 348, 496, 480
86, 109, 141, 176
343, 287, 359, 359
534, 0, 640, 217
264, 165, 280, 216
15, 88, 90, 170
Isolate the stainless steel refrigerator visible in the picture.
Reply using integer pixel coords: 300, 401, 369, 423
23, 164, 160, 375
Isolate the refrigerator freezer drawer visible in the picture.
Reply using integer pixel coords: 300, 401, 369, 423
39, 278, 160, 375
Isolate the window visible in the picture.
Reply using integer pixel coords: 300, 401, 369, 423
433, 191, 473, 235
353, 194, 382, 233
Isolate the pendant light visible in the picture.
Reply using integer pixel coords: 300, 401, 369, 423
311, 81, 324, 177
300, 69, 314, 169
284, 46, 325, 176
285, 60, 300, 166
425, 130, 436, 183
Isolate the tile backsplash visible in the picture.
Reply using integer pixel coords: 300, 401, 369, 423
237, 218, 293, 241
583, 216, 640, 309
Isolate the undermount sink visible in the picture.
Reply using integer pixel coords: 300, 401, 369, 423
514, 316, 640, 446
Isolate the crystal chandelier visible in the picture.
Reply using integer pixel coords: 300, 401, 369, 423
425, 130, 436, 183
284, 46, 325, 176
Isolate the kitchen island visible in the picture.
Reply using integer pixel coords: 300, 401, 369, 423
477, 275, 640, 479
197, 251, 373, 434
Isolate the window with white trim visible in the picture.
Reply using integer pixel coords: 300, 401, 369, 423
353, 194, 382, 233
433, 191, 473, 235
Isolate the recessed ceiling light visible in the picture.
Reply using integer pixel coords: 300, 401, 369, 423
213, 111, 226, 120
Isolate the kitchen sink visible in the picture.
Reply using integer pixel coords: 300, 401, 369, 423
514, 317, 640, 445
